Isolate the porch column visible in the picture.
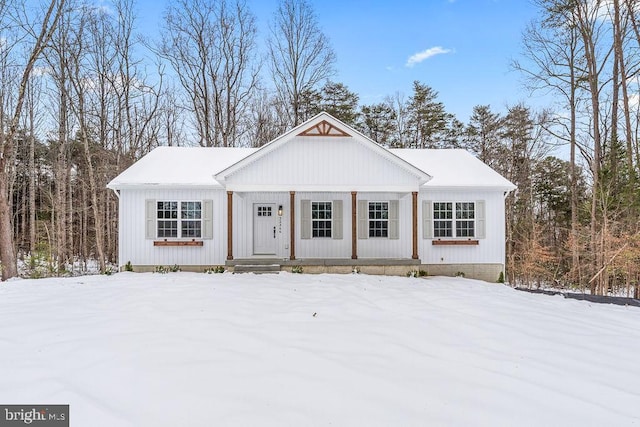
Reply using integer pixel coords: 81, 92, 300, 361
289, 191, 296, 260
226, 191, 233, 260
412, 191, 419, 260
351, 191, 357, 259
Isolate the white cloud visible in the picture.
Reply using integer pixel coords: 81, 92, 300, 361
405, 46, 452, 67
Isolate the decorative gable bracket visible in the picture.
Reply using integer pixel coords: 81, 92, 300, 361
298, 120, 351, 137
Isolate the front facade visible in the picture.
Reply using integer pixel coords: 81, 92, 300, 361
108, 113, 515, 281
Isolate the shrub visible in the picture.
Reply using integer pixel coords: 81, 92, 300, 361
497, 271, 505, 283
455, 271, 465, 278
170, 264, 181, 272
124, 261, 134, 272
205, 265, 225, 274
102, 266, 116, 276
291, 265, 303, 274
155, 265, 169, 274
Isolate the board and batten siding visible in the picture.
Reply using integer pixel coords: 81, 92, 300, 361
292, 192, 413, 259
355, 192, 413, 259
118, 188, 227, 268
225, 136, 421, 191
419, 189, 506, 265
233, 191, 291, 259
295, 192, 352, 259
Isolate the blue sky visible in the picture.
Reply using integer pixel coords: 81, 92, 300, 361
137, 0, 540, 122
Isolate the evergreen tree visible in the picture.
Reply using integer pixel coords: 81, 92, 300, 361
406, 81, 450, 148
358, 102, 397, 146
319, 81, 359, 125
465, 105, 503, 167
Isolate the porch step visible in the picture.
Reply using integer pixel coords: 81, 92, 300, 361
233, 264, 281, 274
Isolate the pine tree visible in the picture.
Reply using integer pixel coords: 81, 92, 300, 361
358, 103, 397, 146
406, 81, 450, 148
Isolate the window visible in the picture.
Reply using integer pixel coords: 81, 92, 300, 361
455, 202, 475, 237
257, 206, 272, 217
368, 202, 389, 237
433, 202, 475, 238
157, 201, 202, 238
312, 201, 332, 238
157, 201, 178, 238
433, 202, 452, 237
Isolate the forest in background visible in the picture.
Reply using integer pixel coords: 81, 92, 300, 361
0, 0, 639, 298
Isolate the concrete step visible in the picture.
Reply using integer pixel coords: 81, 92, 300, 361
233, 264, 281, 274
227, 258, 284, 266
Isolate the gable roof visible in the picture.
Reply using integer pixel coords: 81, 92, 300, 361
107, 146, 257, 189
391, 149, 516, 191
107, 114, 515, 192
214, 112, 432, 185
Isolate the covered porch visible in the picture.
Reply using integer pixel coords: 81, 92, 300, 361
224, 190, 421, 262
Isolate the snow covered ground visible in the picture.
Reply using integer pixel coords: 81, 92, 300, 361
0, 272, 639, 426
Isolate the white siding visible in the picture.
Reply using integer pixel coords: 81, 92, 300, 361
419, 189, 506, 265
225, 136, 421, 191
285, 192, 414, 259
356, 193, 413, 258
233, 192, 291, 259
294, 192, 352, 258
118, 188, 227, 267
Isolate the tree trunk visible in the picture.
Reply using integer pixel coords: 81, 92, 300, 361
0, 166, 17, 280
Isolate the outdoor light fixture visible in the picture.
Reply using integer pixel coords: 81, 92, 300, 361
278, 205, 283, 216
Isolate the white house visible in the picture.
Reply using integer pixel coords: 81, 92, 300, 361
107, 112, 515, 281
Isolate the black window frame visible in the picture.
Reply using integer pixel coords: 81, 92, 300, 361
157, 201, 202, 239
311, 201, 332, 238
368, 201, 389, 238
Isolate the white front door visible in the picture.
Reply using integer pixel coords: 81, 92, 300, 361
253, 203, 277, 255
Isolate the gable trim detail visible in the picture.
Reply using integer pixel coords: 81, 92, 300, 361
298, 120, 350, 137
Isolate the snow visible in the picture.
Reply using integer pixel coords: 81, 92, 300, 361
107, 114, 515, 191
1, 273, 638, 426
391, 149, 517, 190
107, 146, 258, 189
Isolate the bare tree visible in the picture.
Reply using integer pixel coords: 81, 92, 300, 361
385, 92, 409, 147
159, 0, 260, 147
246, 87, 287, 147
513, 0, 586, 286
0, 0, 65, 280
268, 0, 335, 126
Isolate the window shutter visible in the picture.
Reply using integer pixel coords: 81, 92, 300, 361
145, 199, 156, 239
202, 200, 213, 239
357, 200, 368, 239
389, 200, 399, 239
301, 199, 311, 239
476, 200, 486, 239
422, 200, 433, 239
332, 200, 343, 240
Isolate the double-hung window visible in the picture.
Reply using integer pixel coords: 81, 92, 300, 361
433, 202, 475, 238
311, 201, 332, 238
455, 202, 475, 237
157, 201, 202, 238
433, 202, 453, 237
368, 202, 389, 237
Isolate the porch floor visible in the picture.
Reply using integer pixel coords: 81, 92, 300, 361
226, 258, 421, 275
226, 258, 421, 267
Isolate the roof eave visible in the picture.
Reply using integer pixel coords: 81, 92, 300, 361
106, 183, 225, 190
422, 184, 517, 192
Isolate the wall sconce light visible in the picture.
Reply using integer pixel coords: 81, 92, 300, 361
278, 205, 283, 216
